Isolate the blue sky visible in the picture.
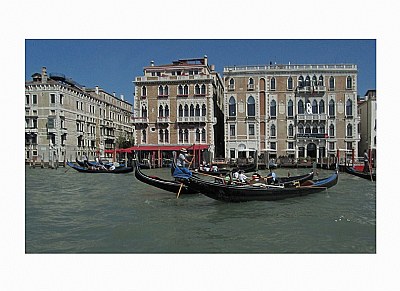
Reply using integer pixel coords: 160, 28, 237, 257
25, 39, 376, 105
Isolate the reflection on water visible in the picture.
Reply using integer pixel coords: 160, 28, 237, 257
25, 166, 376, 253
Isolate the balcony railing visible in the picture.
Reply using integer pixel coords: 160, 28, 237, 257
157, 116, 170, 123
132, 117, 149, 124
296, 85, 326, 95
297, 113, 327, 120
296, 133, 328, 139
177, 116, 206, 123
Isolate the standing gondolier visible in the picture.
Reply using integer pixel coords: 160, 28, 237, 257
173, 148, 193, 179
176, 148, 190, 168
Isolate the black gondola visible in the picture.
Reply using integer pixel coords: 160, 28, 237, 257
134, 161, 198, 195
182, 171, 338, 203
345, 166, 376, 181
67, 161, 133, 174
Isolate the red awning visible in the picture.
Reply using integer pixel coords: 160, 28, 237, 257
105, 144, 209, 153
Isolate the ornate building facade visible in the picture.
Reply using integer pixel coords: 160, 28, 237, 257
25, 67, 134, 165
133, 56, 224, 164
223, 63, 360, 163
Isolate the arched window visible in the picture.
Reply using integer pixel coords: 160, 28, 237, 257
190, 104, 194, 116
142, 129, 147, 143
165, 105, 169, 117
329, 76, 335, 90
305, 75, 311, 86
287, 76, 293, 90
298, 100, 304, 114
184, 129, 189, 142
248, 78, 254, 90
247, 96, 255, 116
201, 84, 206, 95
298, 123, 304, 134
318, 75, 324, 86
229, 78, 235, 89
312, 123, 318, 133
184, 85, 189, 95
346, 76, 352, 89
298, 76, 304, 87
141, 86, 147, 96
319, 124, 325, 134
229, 96, 236, 117
184, 104, 189, 117
270, 100, 276, 117
288, 124, 294, 137
159, 129, 164, 142
179, 129, 183, 142
158, 85, 163, 96
164, 129, 169, 142
312, 75, 317, 86
201, 104, 206, 116
347, 124, 353, 137
195, 104, 200, 116
271, 124, 276, 137
346, 99, 353, 116
201, 128, 206, 142
158, 105, 163, 117
178, 85, 183, 95
305, 123, 311, 133
195, 84, 200, 95
164, 85, 169, 96
329, 99, 335, 116
196, 128, 200, 141
329, 124, 335, 137
141, 105, 147, 118
288, 100, 293, 117
312, 100, 318, 114
270, 77, 276, 90
319, 100, 325, 114
178, 104, 183, 117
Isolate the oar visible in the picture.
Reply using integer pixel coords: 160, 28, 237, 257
176, 156, 195, 199
368, 155, 374, 181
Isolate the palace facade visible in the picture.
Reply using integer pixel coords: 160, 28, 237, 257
223, 63, 360, 164
25, 67, 134, 165
133, 56, 224, 165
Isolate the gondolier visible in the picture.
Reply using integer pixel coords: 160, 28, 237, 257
363, 150, 369, 173
173, 148, 193, 179
176, 148, 190, 168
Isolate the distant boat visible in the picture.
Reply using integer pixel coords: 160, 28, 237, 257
66, 161, 133, 174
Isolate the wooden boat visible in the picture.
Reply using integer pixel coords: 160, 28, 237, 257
66, 161, 133, 174
345, 166, 376, 181
134, 161, 198, 194
196, 167, 231, 176
182, 171, 338, 202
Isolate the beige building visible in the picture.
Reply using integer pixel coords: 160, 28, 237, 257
133, 56, 224, 165
358, 89, 377, 164
25, 67, 134, 165
223, 63, 360, 164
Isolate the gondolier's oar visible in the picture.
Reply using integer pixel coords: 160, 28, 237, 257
177, 156, 195, 199
368, 155, 374, 181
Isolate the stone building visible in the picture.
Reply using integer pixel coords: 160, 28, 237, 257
358, 89, 377, 165
25, 67, 134, 166
223, 63, 360, 165
132, 56, 224, 166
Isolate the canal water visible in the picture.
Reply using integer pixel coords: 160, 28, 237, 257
25, 166, 375, 253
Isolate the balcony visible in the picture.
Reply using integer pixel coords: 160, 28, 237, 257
25, 127, 38, 134
157, 116, 170, 124
297, 113, 327, 121
296, 85, 326, 96
177, 116, 206, 123
132, 117, 149, 124
296, 133, 328, 139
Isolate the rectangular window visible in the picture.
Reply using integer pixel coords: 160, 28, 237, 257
270, 142, 276, 150
50, 94, 56, 104
230, 125, 235, 137
60, 94, 64, 104
230, 149, 235, 159
288, 142, 294, 149
26, 95, 29, 104
32, 95, 37, 104
248, 124, 255, 136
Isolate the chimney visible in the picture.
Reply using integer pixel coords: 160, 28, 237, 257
41, 66, 48, 83
95, 86, 99, 94
120, 94, 124, 101
150, 60, 154, 66
204, 55, 208, 66
113, 92, 116, 97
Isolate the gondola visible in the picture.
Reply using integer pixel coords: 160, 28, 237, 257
345, 166, 376, 181
196, 167, 231, 176
182, 171, 338, 203
66, 161, 133, 174
134, 161, 198, 194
